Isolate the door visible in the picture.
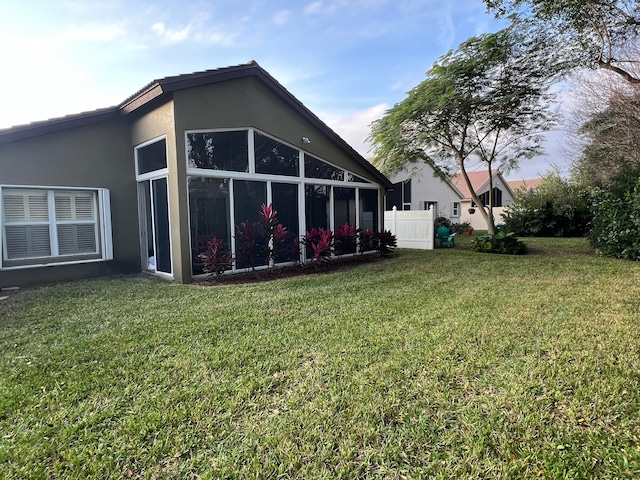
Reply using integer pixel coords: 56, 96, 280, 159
139, 178, 171, 275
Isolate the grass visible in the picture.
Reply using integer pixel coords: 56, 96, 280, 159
1, 237, 639, 479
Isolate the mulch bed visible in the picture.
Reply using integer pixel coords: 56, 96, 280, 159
194, 254, 393, 286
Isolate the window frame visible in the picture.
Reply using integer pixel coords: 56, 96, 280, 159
134, 135, 169, 180
451, 201, 461, 217
0, 185, 112, 270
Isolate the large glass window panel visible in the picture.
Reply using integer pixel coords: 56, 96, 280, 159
233, 180, 267, 268
188, 177, 231, 275
347, 172, 370, 183
137, 139, 167, 174
385, 183, 402, 210
334, 187, 356, 254
403, 179, 412, 204
359, 189, 379, 232
187, 131, 248, 172
304, 154, 344, 180
254, 133, 299, 176
334, 187, 356, 228
304, 185, 330, 231
271, 183, 299, 263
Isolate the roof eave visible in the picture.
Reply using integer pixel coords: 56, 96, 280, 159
0, 108, 120, 146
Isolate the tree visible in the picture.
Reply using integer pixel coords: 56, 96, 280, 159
484, 0, 640, 84
570, 78, 640, 192
369, 20, 561, 234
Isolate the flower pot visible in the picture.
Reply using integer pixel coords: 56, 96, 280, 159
468, 208, 476, 214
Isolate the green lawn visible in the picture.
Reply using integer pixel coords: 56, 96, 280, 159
1, 238, 639, 479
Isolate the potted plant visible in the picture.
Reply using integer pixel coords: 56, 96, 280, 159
468, 207, 476, 214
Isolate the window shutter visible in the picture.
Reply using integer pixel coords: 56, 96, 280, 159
3, 191, 49, 222
55, 195, 73, 220
2, 187, 110, 266
5, 225, 51, 259
57, 224, 97, 255
74, 195, 94, 220
55, 192, 94, 221
3, 194, 26, 222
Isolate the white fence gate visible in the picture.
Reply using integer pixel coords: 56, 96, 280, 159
384, 206, 435, 250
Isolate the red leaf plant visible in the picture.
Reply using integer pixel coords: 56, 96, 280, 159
303, 227, 333, 268
334, 223, 359, 255
198, 236, 233, 279
359, 228, 376, 253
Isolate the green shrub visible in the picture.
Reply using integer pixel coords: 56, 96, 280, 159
502, 172, 591, 237
471, 230, 528, 255
375, 230, 397, 256
588, 180, 640, 260
451, 221, 472, 235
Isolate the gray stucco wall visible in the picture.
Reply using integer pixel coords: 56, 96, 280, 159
0, 117, 140, 287
173, 77, 379, 182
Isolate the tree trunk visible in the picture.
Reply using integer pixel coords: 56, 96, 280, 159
457, 157, 495, 235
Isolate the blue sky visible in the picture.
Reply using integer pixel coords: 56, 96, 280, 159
0, 0, 567, 180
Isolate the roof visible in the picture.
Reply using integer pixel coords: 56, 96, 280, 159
507, 178, 543, 192
0, 61, 391, 188
451, 170, 495, 199
451, 169, 513, 199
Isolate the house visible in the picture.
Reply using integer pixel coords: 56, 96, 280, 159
0, 61, 391, 286
451, 169, 515, 230
384, 163, 464, 220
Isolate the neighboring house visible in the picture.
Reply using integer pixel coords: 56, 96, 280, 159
0, 61, 391, 286
384, 163, 464, 221
451, 169, 515, 230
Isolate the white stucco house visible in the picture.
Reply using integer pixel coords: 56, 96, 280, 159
384, 163, 464, 221
451, 169, 516, 230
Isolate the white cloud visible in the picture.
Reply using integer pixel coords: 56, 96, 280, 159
67, 23, 126, 42
273, 10, 292, 26
304, 1, 324, 14
325, 103, 389, 157
193, 29, 238, 46
151, 22, 192, 43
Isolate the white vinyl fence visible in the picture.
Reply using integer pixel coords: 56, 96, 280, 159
384, 206, 435, 250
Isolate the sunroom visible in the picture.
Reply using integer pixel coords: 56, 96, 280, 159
136, 127, 383, 278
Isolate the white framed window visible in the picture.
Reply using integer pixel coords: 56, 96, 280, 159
452, 202, 461, 217
1, 186, 112, 269
422, 201, 438, 214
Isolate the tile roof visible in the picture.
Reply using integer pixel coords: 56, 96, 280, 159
507, 178, 543, 191
451, 169, 499, 199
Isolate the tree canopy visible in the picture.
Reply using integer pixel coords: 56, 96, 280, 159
369, 20, 562, 233
484, 0, 640, 83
